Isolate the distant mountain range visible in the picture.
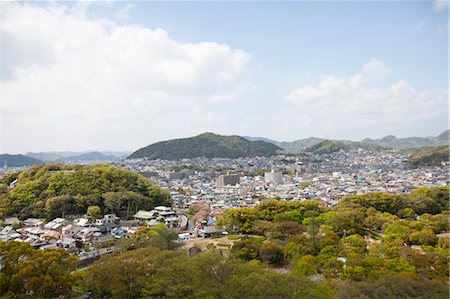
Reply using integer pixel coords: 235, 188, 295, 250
128, 132, 282, 160
26, 151, 130, 162
245, 130, 449, 153
0, 154, 43, 167
54, 151, 119, 163
361, 130, 449, 149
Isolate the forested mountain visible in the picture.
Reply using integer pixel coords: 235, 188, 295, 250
26, 151, 84, 161
26, 151, 129, 162
0, 154, 43, 167
278, 137, 325, 153
361, 130, 449, 149
129, 132, 282, 160
305, 140, 385, 154
245, 130, 449, 153
0, 163, 170, 219
55, 151, 118, 163
408, 145, 449, 168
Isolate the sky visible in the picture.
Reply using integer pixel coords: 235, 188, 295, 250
1, 0, 448, 153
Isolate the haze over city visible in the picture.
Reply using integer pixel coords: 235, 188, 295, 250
1, 1, 448, 153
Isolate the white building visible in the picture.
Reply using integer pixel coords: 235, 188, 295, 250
264, 170, 283, 185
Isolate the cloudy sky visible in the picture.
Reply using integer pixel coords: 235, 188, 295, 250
1, 1, 448, 153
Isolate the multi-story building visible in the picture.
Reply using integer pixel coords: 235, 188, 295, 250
264, 170, 283, 184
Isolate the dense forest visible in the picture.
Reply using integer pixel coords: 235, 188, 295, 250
128, 132, 282, 159
0, 164, 170, 219
1, 187, 448, 298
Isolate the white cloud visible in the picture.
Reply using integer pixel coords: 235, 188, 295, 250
361, 58, 392, 80
1, 2, 251, 152
282, 58, 448, 140
433, 0, 449, 12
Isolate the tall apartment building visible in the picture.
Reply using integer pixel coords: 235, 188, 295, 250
264, 170, 283, 185
217, 174, 240, 188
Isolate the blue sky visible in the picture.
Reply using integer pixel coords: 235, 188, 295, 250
1, 1, 448, 152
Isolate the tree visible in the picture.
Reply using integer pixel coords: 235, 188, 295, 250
259, 241, 284, 266
0, 241, 76, 298
84, 247, 161, 299
292, 255, 316, 276
87, 205, 102, 219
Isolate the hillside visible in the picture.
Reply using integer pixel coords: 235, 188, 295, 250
0, 163, 170, 219
361, 130, 449, 149
279, 137, 325, 153
56, 151, 118, 163
305, 140, 385, 154
129, 132, 282, 160
408, 145, 449, 168
0, 154, 43, 167
243, 136, 281, 146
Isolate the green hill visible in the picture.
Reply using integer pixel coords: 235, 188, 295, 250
129, 132, 282, 160
306, 140, 385, 154
408, 145, 449, 168
279, 137, 325, 153
0, 154, 43, 167
0, 163, 170, 219
361, 130, 449, 149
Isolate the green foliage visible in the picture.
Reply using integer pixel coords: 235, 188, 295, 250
83, 247, 161, 299
305, 140, 385, 154
128, 132, 281, 159
230, 237, 264, 261
1, 164, 170, 219
0, 241, 76, 298
292, 255, 317, 276
340, 187, 449, 215
336, 274, 449, 299
138, 251, 328, 299
408, 145, 449, 168
87, 205, 102, 219
116, 224, 179, 251
217, 200, 322, 234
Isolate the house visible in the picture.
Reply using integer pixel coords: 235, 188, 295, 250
57, 237, 78, 250
40, 231, 60, 241
43, 218, 67, 232
23, 218, 44, 227
77, 227, 101, 243
62, 224, 83, 237
23, 227, 45, 238
95, 214, 119, 226
120, 220, 139, 233
73, 218, 90, 227
0, 226, 21, 241
198, 225, 220, 238
4, 217, 20, 226
133, 210, 155, 222
96, 222, 119, 234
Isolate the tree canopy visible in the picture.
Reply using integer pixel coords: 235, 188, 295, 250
0, 163, 171, 219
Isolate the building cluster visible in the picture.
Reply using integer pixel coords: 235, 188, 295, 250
1, 149, 448, 247
119, 149, 448, 206
0, 205, 182, 256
